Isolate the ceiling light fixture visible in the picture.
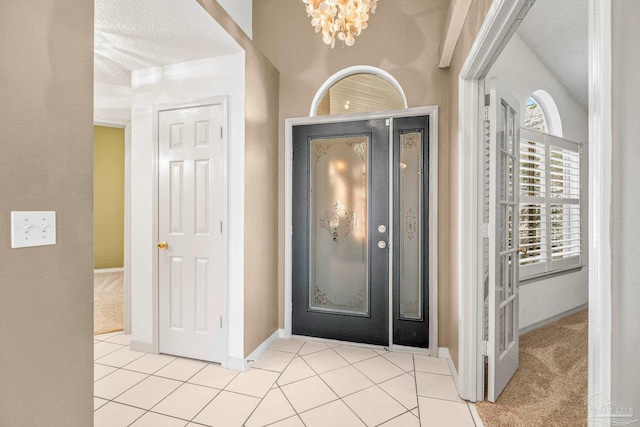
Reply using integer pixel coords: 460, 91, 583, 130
303, 0, 378, 49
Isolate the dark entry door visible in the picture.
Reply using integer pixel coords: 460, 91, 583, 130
292, 119, 389, 346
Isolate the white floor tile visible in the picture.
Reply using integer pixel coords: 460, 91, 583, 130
280, 376, 338, 413
95, 331, 123, 341
332, 345, 378, 364
418, 397, 475, 427
224, 368, 279, 398
251, 350, 295, 372
130, 411, 188, 427
343, 386, 406, 426
94, 363, 117, 381
411, 408, 419, 417
269, 338, 306, 354
276, 357, 316, 386
106, 333, 133, 346
267, 416, 305, 427
415, 372, 463, 402
188, 363, 238, 389
320, 365, 375, 397
382, 352, 415, 372
96, 346, 145, 368
302, 349, 349, 374
379, 411, 420, 427
94, 341, 125, 360
245, 388, 296, 427
413, 355, 451, 375
155, 358, 208, 381
94, 397, 109, 411
379, 373, 418, 410
114, 375, 182, 410
193, 390, 260, 427
353, 356, 405, 384
94, 369, 148, 400
124, 353, 177, 374
152, 383, 219, 421
94, 401, 145, 427
299, 400, 366, 427
298, 341, 329, 356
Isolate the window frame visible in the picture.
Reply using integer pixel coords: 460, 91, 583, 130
519, 127, 585, 281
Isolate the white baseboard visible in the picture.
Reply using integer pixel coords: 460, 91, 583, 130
278, 328, 288, 339
130, 340, 155, 354
94, 267, 124, 273
226, 329, 281, 371
438, 347, 461, 393
519, 303, 588, 335
468, 402, 485, 427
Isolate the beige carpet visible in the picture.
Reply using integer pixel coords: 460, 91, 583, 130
476, 309, 588, 427
94, 271, 124, 335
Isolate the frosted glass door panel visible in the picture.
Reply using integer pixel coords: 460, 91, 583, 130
309, 137, 369, 315
399, 132, 423, 320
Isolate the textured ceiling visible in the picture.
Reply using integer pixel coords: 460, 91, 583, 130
517, 0, 588, 108
95, 0, 242, 86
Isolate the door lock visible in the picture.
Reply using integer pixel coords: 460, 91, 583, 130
157, 241, 169, 250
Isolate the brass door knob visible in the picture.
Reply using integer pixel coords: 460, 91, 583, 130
157, 241, 169, 250
516, 247, 528, 255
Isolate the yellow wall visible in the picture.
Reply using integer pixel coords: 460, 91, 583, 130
94, 125, 125, 269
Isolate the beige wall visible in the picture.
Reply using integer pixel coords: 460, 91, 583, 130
94, 126, 125, 269
447, 0, 494, 367
253, 0, 452, 346
0, 1, 94, 426
197, 0, 281, 357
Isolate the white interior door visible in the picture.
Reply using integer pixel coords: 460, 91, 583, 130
158, 103, 225, 363
488, 78, 521, 402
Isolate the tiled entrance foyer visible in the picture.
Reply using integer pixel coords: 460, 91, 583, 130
94, 332, 480, 427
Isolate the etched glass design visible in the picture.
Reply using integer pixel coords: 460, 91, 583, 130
309, 136, 369, 315
399, 132, 422, 320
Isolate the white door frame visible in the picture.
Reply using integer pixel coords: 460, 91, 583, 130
151, 97, 230, 366
94, 119, 132, 335
284, 106, 439, 357
457, 0, 612, 416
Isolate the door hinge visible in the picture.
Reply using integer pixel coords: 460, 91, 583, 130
220, 221, 223, 234
220, 127, 223, 139
483, 223, 490, 238
481, 340, 489, 356
385, 118, 390, 127
219, 316, 223, 328
484, 94, 490, 121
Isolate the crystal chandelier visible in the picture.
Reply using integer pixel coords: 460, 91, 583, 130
303, 0, 378, 49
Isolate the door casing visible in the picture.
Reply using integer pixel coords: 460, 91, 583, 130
151, 97, 230, 367
284, 106, 439, 356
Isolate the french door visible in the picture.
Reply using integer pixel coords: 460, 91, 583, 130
292, 116, 430, 348
487, 78, 521, 401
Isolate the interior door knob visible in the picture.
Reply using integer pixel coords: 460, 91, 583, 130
157, 241, 169, 250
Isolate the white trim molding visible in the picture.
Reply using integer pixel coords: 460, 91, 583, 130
227, 329, 280, 371
94, 267, 124, 274
438, 347, 461, 392
439, 0, 473, 68
457, 0, 535, 402
284, 106, 438, 358
309, 66, 408, 117
587, 0, 612, 423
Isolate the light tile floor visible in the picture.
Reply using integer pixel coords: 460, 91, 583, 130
94, 332, 481, 427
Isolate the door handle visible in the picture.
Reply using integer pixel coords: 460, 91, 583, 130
157, 241, 169, 250
516, 247, 528, 255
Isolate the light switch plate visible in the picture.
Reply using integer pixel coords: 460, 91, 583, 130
11, 211, 57, 248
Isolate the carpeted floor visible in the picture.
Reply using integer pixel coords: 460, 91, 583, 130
476, 309, 588, 427
94, 271, 124, 335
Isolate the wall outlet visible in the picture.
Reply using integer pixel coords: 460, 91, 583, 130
11, 211, 56, 248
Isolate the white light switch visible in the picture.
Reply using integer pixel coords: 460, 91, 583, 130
11, 211, 56, 248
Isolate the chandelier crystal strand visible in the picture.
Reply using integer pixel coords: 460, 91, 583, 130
303, 0, 378, 49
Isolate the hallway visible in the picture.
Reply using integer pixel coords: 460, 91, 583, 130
93, 333, 480, 426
